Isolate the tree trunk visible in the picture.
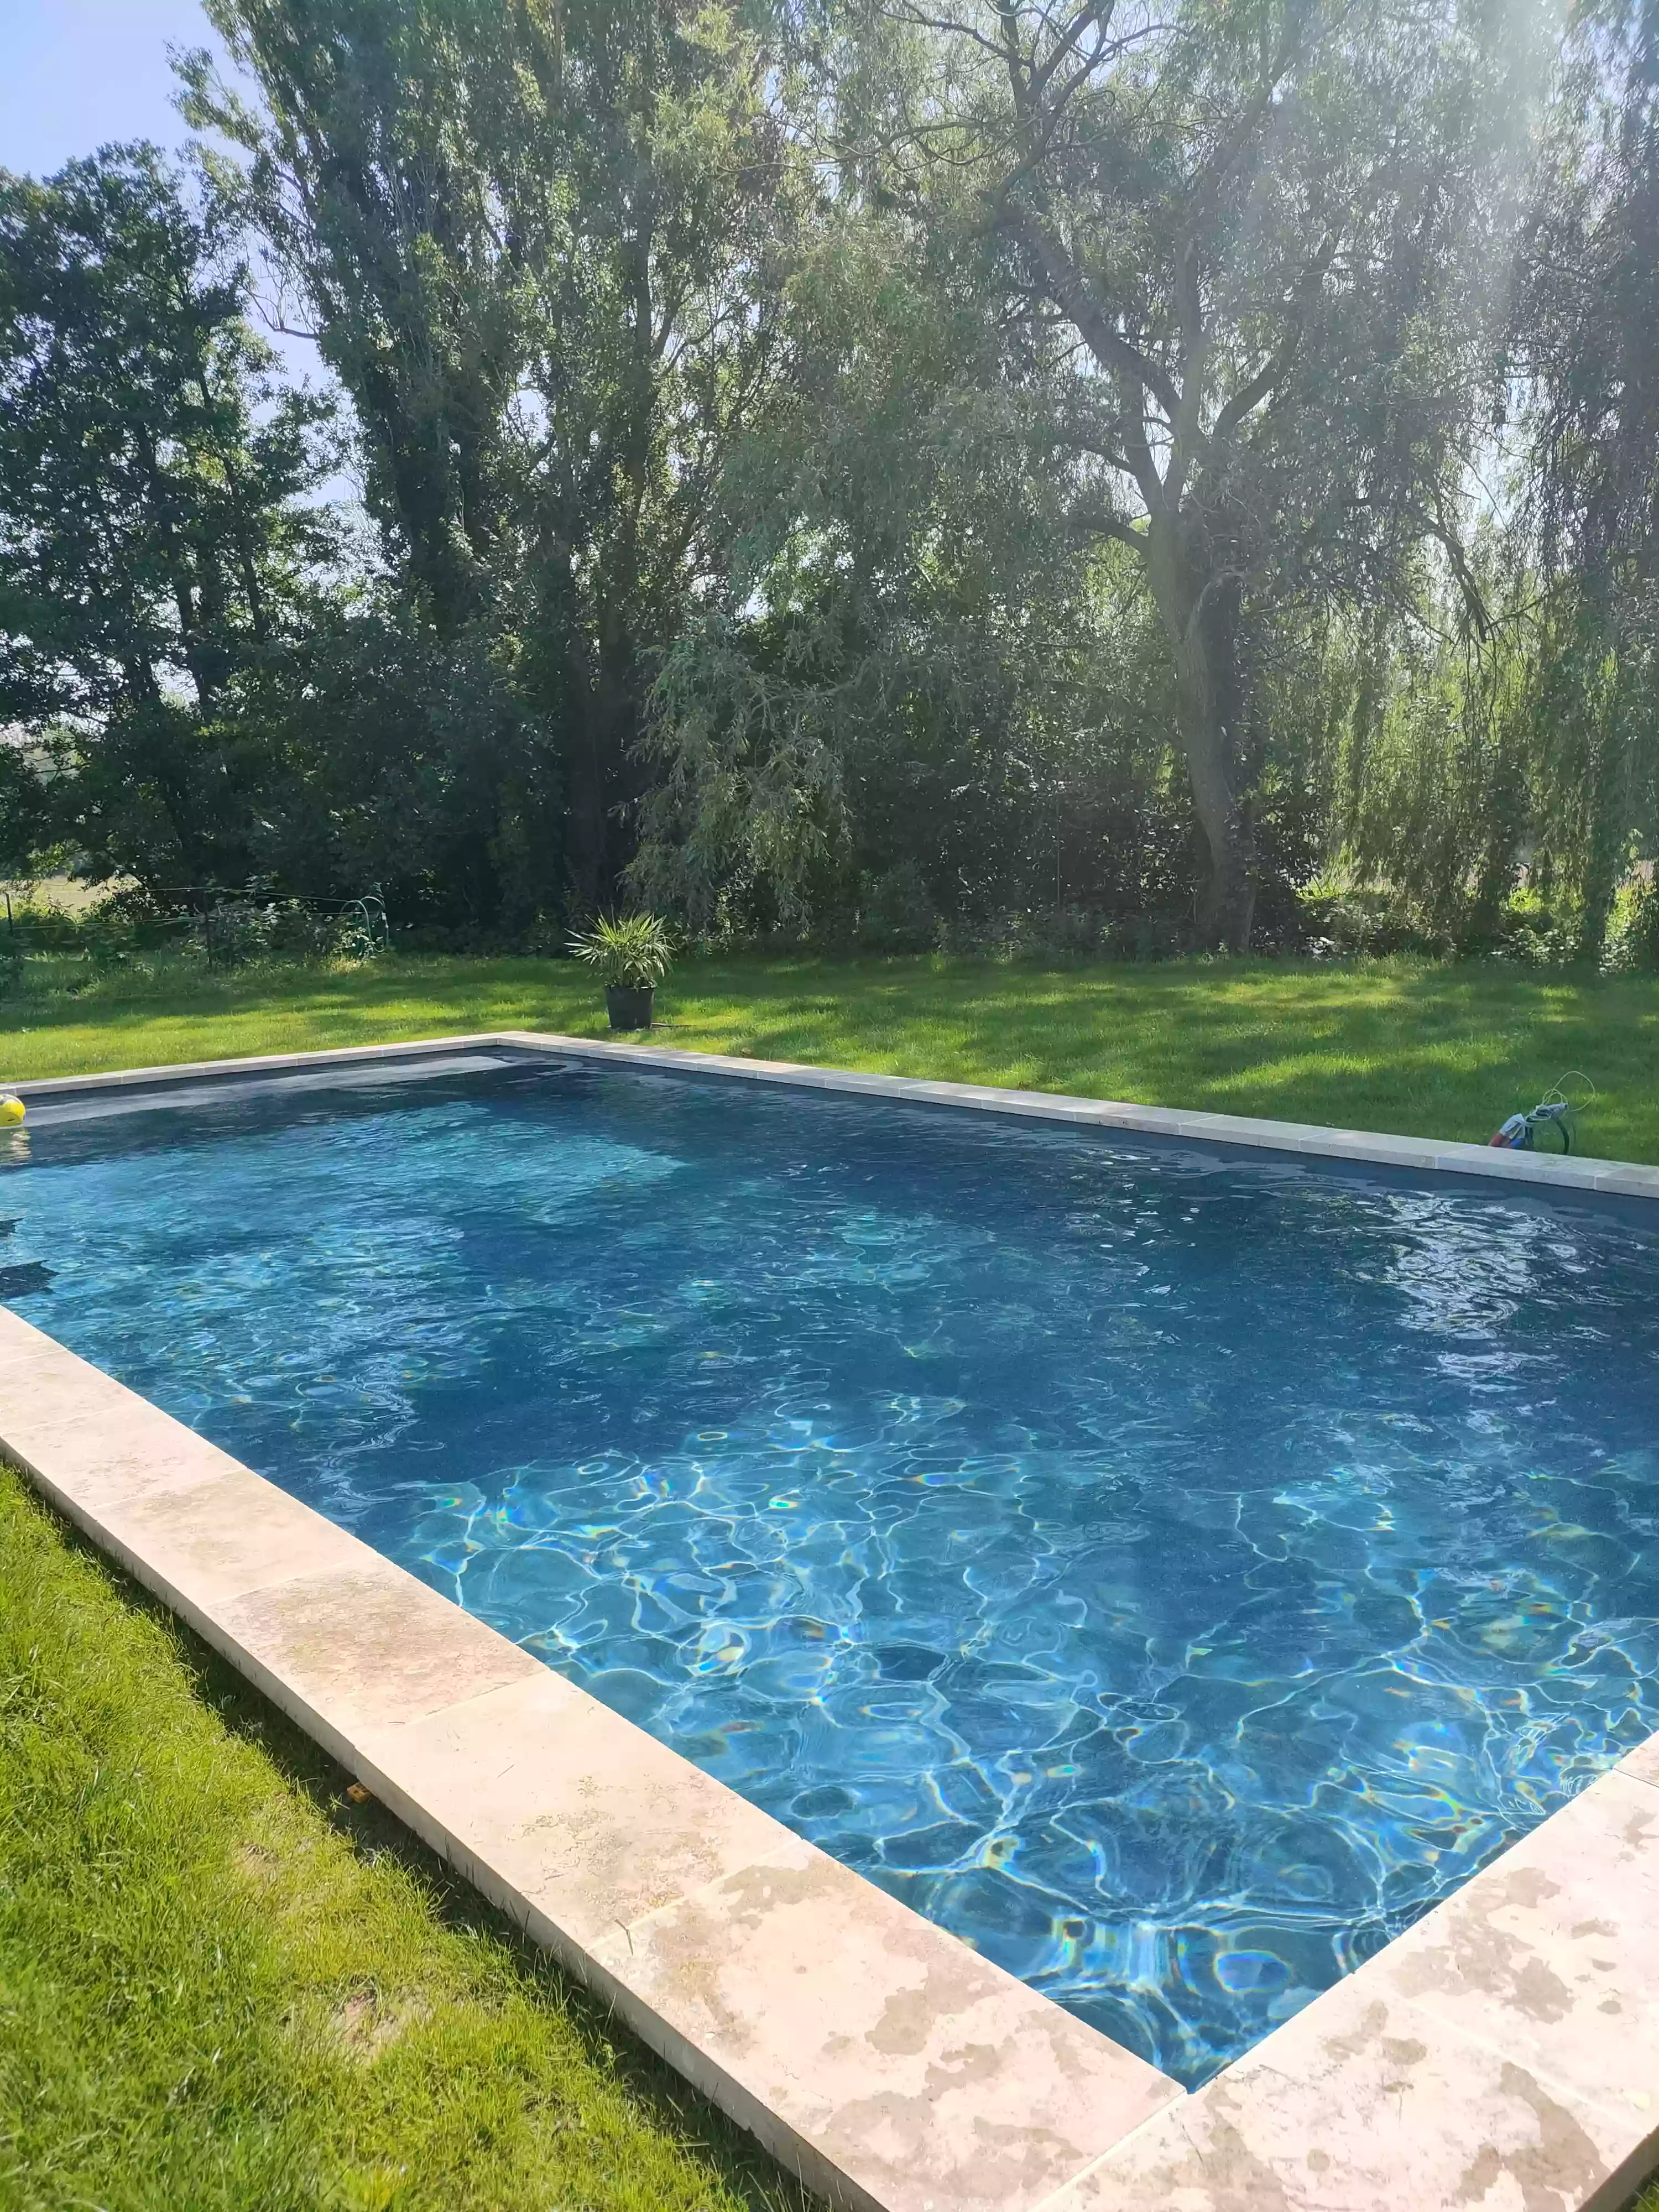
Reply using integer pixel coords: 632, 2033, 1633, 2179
1176, 638, 1255, 951
571, 293, 656, 913
568, 611, 640, 913
566, 705, 614, 913
1146, 519, 1255, 950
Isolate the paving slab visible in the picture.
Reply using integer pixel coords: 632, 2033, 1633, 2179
215, 1558, 547, 1741
1593, 1163, 1659, 1196
1037, 1971, 1657, 2212
92, 1465, 375, 1610
586, 1833, 1178, 2212
0, 1333, 264, 1510
1361, 1770, 1659, 2130
8, 1032, 512, 1097
354, 1668, 792, 1953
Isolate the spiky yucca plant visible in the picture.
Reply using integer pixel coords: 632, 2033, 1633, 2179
566, 912, 674, 989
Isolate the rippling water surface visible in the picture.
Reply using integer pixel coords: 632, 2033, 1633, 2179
6, 1057, 1658, 2085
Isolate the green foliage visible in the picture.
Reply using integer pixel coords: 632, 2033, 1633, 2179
820, 0, 1552, 945
183, 0, 812, 912
1321, 550, 1657, 961
0, 0, 1655, 959
1607, 872, 1659, 972
567, 911, 675, 987
857, 862, 938, 952
634, 218, 1193, 943
0, 147, 340, 888
195, 897, 384, 970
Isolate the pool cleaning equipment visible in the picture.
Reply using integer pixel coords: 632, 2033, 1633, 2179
0, 1095, 24, 1128
1488, 1073, 1593, 1154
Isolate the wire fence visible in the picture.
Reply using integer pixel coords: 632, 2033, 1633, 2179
2, 883, 390, 969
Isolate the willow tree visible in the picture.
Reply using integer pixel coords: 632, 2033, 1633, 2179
1507, 0, 1659, 952
845, 0, 1545, 943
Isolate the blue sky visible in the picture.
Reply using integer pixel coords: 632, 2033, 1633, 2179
1, 0, 223, 179
1, 0, 326, 388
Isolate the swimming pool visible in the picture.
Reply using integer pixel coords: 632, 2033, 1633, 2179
6, 1053, 1657, 2088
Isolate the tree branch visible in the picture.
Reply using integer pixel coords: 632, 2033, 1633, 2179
1407, 498, 1493, 637
997, 199, 1182, 429
1175, 18, 1309, 258
1069, 496, 1149, 554
1029, 0, 1114, 100
1208, 241, 1335, 447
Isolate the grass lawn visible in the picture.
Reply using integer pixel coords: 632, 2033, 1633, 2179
3, 948, 1657, 1161
0, 1465, 813, 2212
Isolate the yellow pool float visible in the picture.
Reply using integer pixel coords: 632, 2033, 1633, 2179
0, 1095, 25, 1126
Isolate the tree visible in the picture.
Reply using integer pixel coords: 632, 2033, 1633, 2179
1508, 0, 1659, 950
185, 0, 810, 910
1523, 0, 1658, 601
633, 212, 1191, 942
0, 145, 336, 884
844, 0, 1547, 943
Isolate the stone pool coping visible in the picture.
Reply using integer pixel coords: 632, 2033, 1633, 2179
13, 1028, 1659, 1201
5, 1032, 1659, 2211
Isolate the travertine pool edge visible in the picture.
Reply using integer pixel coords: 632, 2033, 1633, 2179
5, 1033, 1659, 2210
15, 1029, 1659, 1199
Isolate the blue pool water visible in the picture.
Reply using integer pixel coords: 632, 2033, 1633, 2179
4, 1056, 1658, 2086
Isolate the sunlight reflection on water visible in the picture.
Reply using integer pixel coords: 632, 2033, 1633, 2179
6, 1059, 1658, 2085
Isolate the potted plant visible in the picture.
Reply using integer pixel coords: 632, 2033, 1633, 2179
567, 911, 673, 1030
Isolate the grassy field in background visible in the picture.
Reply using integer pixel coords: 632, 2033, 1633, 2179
0, 1465, 810, 2212
3, 948, 1657, 1160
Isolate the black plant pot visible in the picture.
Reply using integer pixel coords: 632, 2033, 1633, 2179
606, 983, 655, 1031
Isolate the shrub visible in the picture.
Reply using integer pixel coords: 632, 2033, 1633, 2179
1296, 888, 1448, 958
1606, 872, 1659, 972
567, 912, 675, 989
196, 898, 385, 970
855, 863, 938, 953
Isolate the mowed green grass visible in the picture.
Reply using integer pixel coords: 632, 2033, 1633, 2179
0, 1466, 813, 2212
4, 950, 1657, 1160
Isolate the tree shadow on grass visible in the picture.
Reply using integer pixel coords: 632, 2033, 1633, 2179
15, 947, 1654, 1156
37, 1500, 823, 2212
